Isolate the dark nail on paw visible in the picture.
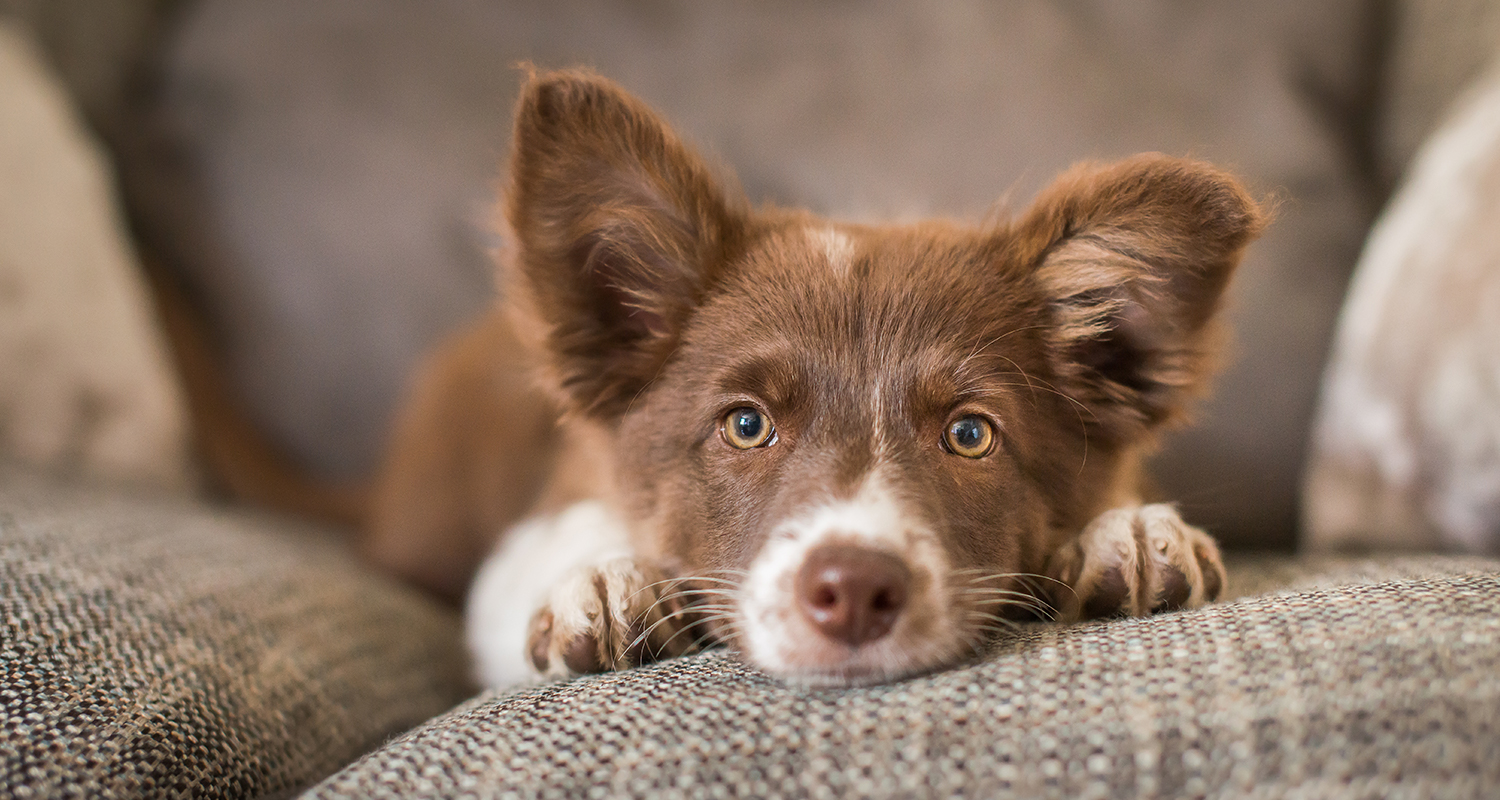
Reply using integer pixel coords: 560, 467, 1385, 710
1201, 564, 1224, 601
622, 621, 651, 666
1154, 565, 1191, 612
1083, 567, 1130, 619
563, 632, 605, 673
528, 610, 554, 671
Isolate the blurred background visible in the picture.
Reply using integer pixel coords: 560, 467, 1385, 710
4, 0, 1500, 553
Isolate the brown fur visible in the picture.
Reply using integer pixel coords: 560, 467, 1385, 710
365, 310, 558, 598
377, 69, 1264, 681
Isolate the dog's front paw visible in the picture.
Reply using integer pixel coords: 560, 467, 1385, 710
1044, 504, 1225, 622
524, 559, 708, 680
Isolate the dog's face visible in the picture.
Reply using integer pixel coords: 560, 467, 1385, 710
610, 224, 1087, 682
506, 71, 1261, 683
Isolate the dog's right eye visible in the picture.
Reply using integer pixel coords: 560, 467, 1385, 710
722, 407, 774, 449
944, 415, 996, 458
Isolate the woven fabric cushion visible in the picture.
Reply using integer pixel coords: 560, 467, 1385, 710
308, 556, 1500, 799
0, 465, 472, 799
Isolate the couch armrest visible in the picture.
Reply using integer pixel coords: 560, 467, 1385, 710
0, 465, 473, 798
308, 554, 1500, 798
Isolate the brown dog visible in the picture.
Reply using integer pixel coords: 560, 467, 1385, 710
370, 69, 1264, 687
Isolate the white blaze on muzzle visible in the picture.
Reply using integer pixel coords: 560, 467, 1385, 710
737, 469, 966, 684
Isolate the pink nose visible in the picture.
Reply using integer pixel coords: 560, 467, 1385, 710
795, 544, 911, 646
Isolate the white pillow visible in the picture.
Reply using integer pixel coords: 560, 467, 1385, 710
1304, 59, 1500, 554
0, 21, 194, 491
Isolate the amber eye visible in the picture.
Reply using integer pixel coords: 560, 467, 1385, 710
944, 415, 995, 458
722, 407, 774, 449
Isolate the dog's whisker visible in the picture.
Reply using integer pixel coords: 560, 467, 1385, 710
962, 597, 1056, 618
953, 584, 1040, 594
688, 615, 743, 651
954, 325, 1051, 377
960, 598, 1055, 617
626, 575, 744, 604
966, 604, 1052, 624
654, 612, 735, 655
950, 567, 1015, 578
1010, 576, 1077, 606
625, 599, 743, 656
964, 605, 1039, 632
627, 599, 683, 637
622, 338, 685, 419
625, 580, 688, 604
963, 592, 1059, 620
992, 591, 1062, 616
652, 592, 731, 611
952, 569, 1060, 583
660, 585, 733, 594
627, 604, 715, 656
968, 593, 1050, 607
960, 579, 1044, 591
673, 575, 746, 586
990, 370, 1094, 475
626, 576, 724, 604
955, 572, 1068, 611
978, 370, 1093, 472
966, 605, 1043, 626
662, 605, 738, 615
683, 622, 731, 655
964, 571, 1074, 592
962, 608, 1022, 625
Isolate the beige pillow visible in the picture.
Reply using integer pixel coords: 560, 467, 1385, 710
0, 21, 193, 490
1305, 59, 1500, 554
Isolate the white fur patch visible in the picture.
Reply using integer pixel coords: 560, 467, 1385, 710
807, 226, 855, 275
466, 500, 633, 688
738, 469, 962, 684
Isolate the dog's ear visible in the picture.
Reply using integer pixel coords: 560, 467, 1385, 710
504, 69, 744, 418
1014, 155, 1266, 442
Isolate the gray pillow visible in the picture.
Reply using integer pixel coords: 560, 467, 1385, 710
158, 1, 1383, 548
306, 554, 1500, 799
0, 464, 472, 798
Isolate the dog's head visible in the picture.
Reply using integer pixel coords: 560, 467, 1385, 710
505, 69, 1263, 684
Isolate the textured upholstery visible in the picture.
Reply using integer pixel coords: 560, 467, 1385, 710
0, 465, 472, 799
1, 465, 1496, 798
308, 556, 1500, 799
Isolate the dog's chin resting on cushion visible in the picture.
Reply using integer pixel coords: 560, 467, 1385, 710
372, 68, 1265, 689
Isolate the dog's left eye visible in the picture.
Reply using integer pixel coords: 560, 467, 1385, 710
722, 407, 775, 449
944, 415, 995, 458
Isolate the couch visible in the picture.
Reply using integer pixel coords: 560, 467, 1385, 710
3, 2, 1499, 798
7, 463, 1498, 798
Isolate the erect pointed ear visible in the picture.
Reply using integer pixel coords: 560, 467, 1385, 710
1015, 154, 1266, 442
504, 69, 745, 418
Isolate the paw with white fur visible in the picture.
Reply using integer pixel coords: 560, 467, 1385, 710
1044, 504, 1225, 622
524, 558, 709, 680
